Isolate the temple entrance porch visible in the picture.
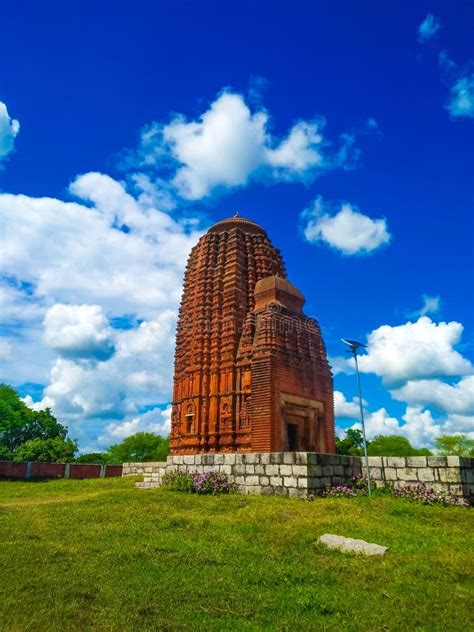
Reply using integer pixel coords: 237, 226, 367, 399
281, 393, 325, 453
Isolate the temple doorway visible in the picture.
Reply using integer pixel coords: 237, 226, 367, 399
284, 414, 308, 451
287, 423, 299, 451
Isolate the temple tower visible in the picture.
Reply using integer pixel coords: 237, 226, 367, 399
170, 215, 335, 454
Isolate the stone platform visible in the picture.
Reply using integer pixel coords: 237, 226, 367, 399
122, 453, 474, 503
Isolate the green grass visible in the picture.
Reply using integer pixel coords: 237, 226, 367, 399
0, 478, 472, 631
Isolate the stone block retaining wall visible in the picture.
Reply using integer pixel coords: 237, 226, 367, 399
167, 452, 362, 498
363, 455, 473, 502
126, 453, 473, 503
122, 461, 167, 488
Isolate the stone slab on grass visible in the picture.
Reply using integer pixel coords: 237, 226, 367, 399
318, 534, 388, 556
135, 481, 160, 489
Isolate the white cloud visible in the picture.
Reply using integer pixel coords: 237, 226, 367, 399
356, 317, 472, 385
0, 340, 13, 361
351, 408, 401, 440
400, 406, 452, 447
115, 311, 177, 398
29, 312, 171, 405
43, 304, 115, 361
0, 172, 203, 449
366, 117, 378, 130
334, 390, 361, 418
265, 120, 324, 173
0, 280, 45, 324
442, 413, 474, 436
301, 196, 391, 255
329, 355, 352, 376
0, 280, 53, 384
335, 312, 473, 446
391, 376, 474, 416
37, 358, 133, 420
22, 395, 52, 411
101, 405, 172, 444
162, 92, 267, 198
439, 51, 474, 119
0, 102, 20, 162
21, 309, 178, 448
417, 14, 441, 43
133, 91, 359, 200
0, 173, 201, 319
446, 74, 474, 118
408, 294, 440, 318
349, 405, 473, 448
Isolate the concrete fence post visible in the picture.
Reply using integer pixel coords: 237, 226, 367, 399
100, 465, 106, 478
64, 463, 70, 479
25, 462, 32, 481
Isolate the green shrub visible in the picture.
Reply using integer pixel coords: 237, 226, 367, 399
161, 469, 194, 492
76, 452, 109, 464
14, 437, 77, 463
107, 432, 169, 463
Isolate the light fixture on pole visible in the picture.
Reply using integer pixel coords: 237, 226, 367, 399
341, 338, 371, 496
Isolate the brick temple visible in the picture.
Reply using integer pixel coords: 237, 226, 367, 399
170, 215, 335, 455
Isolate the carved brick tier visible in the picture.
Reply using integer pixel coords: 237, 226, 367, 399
170, 216, 335, 454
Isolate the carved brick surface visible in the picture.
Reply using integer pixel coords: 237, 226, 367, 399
170, 215, 335, 454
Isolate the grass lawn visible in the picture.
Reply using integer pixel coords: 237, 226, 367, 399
0, 477, 472, 631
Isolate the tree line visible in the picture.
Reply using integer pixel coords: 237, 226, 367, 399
0, 385, 168, 464
336, 428, 474, 457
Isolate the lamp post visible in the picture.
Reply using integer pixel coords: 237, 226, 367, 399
341, 339, 371, 496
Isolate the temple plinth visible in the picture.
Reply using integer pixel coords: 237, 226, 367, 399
170, 215, 335, 454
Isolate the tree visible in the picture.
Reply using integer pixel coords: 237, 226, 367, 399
435, 435, 474, 457
336, 428, 364, 455
76, 452, 109, 464
0, 384, 68, 458
107, 432, 170, 463
367, 435, 431, 457
15, 437, 77, 463
0, 445, 12, 461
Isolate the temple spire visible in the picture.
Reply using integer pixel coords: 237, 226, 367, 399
170, 212, 335, 455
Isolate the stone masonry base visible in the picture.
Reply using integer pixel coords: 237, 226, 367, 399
122, 453, 474, 503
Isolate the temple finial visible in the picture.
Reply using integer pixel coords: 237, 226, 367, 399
234, 211, 240, 218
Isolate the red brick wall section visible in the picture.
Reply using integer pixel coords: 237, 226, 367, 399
0, 461, 123, 479
69, 464, 102, 479
30, 462, 65, 478
0, 461, 27, 479
105, 465, 123, 477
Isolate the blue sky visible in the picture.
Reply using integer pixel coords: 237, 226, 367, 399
0, 0, 473, 452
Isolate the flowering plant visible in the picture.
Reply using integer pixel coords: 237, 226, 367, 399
321, 475, 367, 498
351, 475, 369, 493
191, 470, 238, 495
323, 484, 358, 498
161, 468, 237, 495
391, 483, 468, 507
321, 475, 468, 507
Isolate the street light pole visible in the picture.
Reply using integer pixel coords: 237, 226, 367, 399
341, 339, 372, 496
